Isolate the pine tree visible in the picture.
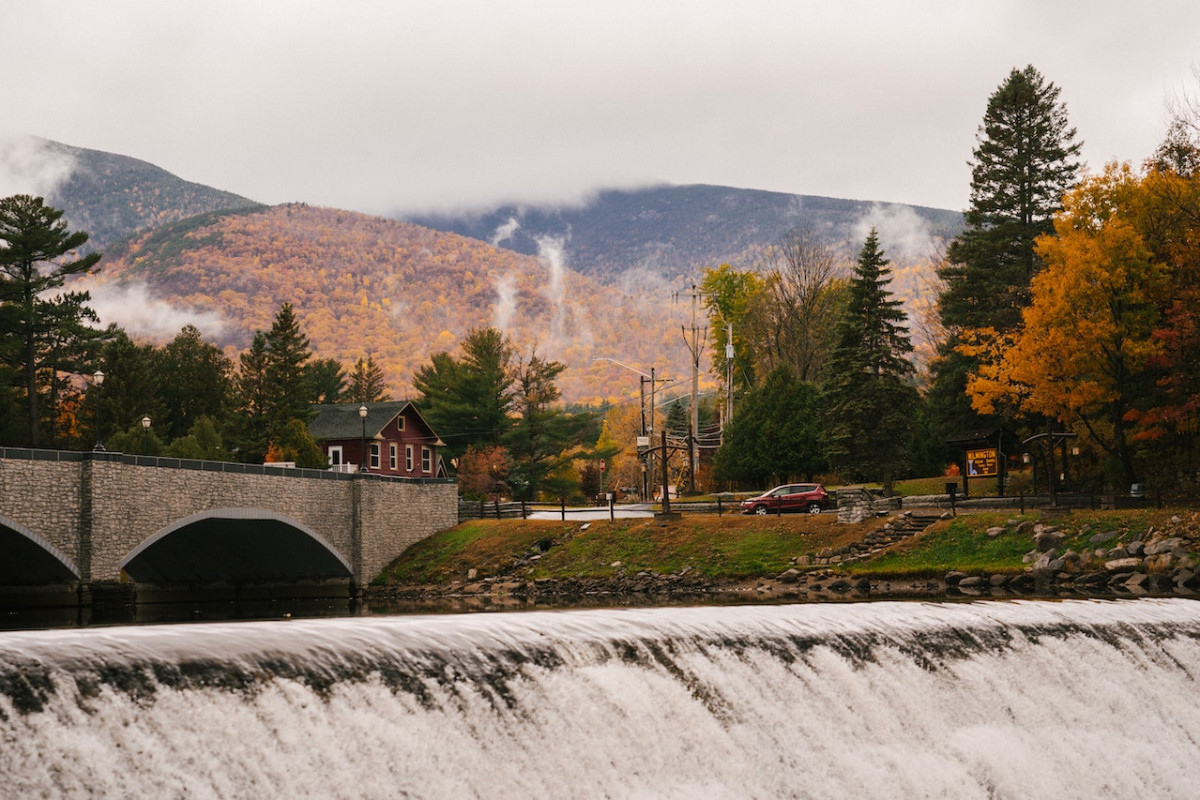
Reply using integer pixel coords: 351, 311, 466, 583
155, 325, 235, 440
931, 65, 1082, 445
502, 350, 595, 500
347, 355, 390, 403
823, 230, 918, 495
412, 327, 514, 458
262, 302, 314, 440
0, 195, 103, 446
713, 365, 824, 487
234, 332, 271, 462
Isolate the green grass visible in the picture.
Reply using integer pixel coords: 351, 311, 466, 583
847, 508, 1184, 578
527, 521, 814, 580
377, 507, 1195, 586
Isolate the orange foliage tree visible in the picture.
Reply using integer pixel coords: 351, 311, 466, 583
967, 164, 1170, 486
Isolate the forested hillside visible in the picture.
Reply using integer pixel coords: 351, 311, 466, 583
405, 184, 963, 282
27, 138, 262, 251
86, 204, 698, 403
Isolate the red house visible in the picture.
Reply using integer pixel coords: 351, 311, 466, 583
309, 401, 448, 477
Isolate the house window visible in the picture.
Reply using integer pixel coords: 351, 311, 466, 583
406, 444, 414, 472
328, 446, 343, 466
421, 446, 432, 473
397, 416, 405, 431
389, 443, 398, 471
370, 443, 380, 470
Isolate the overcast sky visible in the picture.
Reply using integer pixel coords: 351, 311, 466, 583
3, 1, 1199, 217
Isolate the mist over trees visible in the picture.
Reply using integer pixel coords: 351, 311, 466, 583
705, 65, 1200, 498
7, 62, 1200, 500
0, 194, 105, 447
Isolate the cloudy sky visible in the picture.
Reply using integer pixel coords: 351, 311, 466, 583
3, 1, 1199, 217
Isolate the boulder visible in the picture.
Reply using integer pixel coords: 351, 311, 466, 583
944, 570, 968, 585
1105, 557, 1142, 572
1034, 529, 1064, 552
986, 526, 1006, 539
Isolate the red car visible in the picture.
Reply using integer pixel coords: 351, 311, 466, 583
740, 483, 828, 515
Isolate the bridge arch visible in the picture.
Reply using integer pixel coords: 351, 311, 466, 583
121, 508, 354, 584
0, 515, 81, 584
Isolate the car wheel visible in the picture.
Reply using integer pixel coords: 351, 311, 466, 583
807, 503, 822, 514
754, 505, 769, 516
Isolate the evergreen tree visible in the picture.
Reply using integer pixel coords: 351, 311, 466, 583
155, 325, 235, 440
162, 416, 229, 461
931, 65, 1082, 446
347, 355, 390, 403
306, 357, 346, 405
262, 302, 314, 437
412, 327, 515, 458
502, 350, 597, 500
665, 399, 689, 437
37, 292, 110, 447
233, 331, 271, 462
823, 230, 918, 495
0, 195, 102, 446
713, 365, 824, 488
94, 331, 163, 448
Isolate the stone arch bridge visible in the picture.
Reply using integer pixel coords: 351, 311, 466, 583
0, 449, 457, 590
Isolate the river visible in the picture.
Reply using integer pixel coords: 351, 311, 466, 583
3, 598, 1199, 798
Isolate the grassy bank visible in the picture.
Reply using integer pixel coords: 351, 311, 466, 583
377, 507, 1198, 587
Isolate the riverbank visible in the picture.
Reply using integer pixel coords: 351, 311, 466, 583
368, 506, 1200, 606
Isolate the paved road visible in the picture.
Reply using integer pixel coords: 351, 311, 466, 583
527, 503, 655, 521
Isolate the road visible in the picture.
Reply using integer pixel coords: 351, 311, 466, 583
526, 503, 656, 521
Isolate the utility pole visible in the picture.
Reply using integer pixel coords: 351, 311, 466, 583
725, 321, 734, 432
677, 285, 706, 494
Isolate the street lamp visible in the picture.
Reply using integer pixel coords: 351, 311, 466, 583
141, 415, 151, 455
92, 370, 106, 452
359, 404, 369, 474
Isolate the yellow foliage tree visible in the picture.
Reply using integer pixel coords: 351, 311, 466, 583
969, 164, 1170, 485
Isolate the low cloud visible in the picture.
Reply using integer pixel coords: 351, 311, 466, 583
0, 134, 76, 198
535, 234, 568, 338
84, 282, 232, 343
493, 273, 518, 332
489, 215, 522, 246
851, 203, 937, 263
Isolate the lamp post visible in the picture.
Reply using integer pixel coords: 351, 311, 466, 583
359, 404, 369, 474
141, 415, 151, 455
92, 370, 106, 452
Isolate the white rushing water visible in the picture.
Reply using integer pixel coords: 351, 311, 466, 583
3, 599, 1200, 798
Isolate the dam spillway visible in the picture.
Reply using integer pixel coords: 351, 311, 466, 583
3, 599, 1200, 798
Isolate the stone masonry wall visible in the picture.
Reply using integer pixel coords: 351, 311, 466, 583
0, 452, 457, 584
358, 479, 460, 582
0, 458, 82, 565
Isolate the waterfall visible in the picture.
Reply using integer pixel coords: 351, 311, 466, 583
3, 599, 1200, 798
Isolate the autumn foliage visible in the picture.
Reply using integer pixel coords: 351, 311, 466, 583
964, 161, 1200, 487
89, 204, 699, 405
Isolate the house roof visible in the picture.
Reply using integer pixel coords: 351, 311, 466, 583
309, 401, 444, 445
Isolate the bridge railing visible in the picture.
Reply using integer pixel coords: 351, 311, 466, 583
0, 447, 455, 485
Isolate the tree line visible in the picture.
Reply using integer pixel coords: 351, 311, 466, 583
701, 65, 1200, 499
0, 201, 603, 499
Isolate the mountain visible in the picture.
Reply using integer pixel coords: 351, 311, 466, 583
3, 136, 261, 252
84, 204, 696, 404
18, 137, 961, 402
404, 184, 964, 283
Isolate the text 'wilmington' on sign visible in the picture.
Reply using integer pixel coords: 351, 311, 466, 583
966, 448, 997, 477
